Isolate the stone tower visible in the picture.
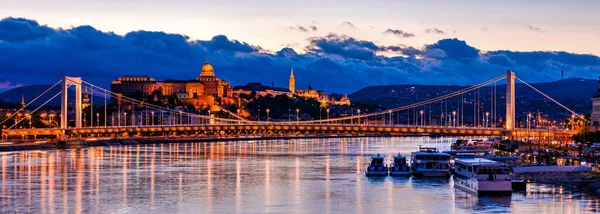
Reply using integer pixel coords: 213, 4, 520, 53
289, 67, 295, 94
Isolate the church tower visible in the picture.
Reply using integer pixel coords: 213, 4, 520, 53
82, 88, 90, 109
289, 67, 295, 94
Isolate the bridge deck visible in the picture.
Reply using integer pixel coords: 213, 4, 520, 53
2, 124, 573, 138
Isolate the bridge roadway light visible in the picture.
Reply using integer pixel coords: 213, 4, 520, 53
485, 112, 489, 128
96, 113, 100, 127
49, 114, 55, 127
420, 110, 424, 126
296, 108, 299, 122
452, 111, 456, 127
357, 109, 361, 125
266, 108, 270, 122
124, 112, 127, 126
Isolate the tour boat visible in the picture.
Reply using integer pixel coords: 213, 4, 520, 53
365, 154, 388, 176
410, 147, 452, 177
453, 158, 512, 196
451, 138, 497, 151
389, 154, 411, 176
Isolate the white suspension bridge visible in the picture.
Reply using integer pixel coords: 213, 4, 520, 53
0, 71, 582, 140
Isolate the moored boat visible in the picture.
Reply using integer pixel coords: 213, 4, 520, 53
451, 138, 495, 151
389, 154, 411, 176
453, 158, 512, 196
365, 154, 388, 176
410, 147, 452, 177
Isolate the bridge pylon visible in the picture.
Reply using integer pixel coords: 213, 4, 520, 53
61, 76, 83, 129
505, 70, 515, 131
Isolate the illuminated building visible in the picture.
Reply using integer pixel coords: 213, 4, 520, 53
592, 77, 600, 130
111, 60, 235, 109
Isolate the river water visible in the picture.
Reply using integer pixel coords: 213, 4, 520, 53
0, 137, 598, 213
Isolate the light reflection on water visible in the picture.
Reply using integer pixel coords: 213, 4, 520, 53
0, 137, 598, 213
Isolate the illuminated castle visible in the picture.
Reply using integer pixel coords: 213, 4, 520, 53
111, 60, 235, 109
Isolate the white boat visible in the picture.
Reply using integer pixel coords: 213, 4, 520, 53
365, 154, 388, 176
451, 138, 496, 151
410, 147, 452, 177
389, 154, 411, 176
453, 158, 512, 196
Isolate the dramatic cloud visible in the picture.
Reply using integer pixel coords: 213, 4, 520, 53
0, 17, 598, 94
287, 25, 317, 33
0, 80, 23, 89
383, 29, 415, 38
527, 25, 544, 33
341, 21, 356, 29
425, 28, 446, 34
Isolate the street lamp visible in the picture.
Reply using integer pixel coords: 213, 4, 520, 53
124, 112, 127, 126
151, 112, 155, 126
326, 109, 330, 123
420, 110, 424, 126
266, 108, 270, 122
49, 114, 55, 127
452, 111, 456, 127
296, 108, 299, 122
357, 109, 361, 125
288, 109, 291, 123
485, 112, 489, 127
96, 113, 100, 127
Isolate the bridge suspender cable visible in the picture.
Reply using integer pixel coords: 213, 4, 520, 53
73, 74, 505, 125
0, 80, 62, 126
514, 76, 581, 118
80, 80, 244, 123
302, 74, 507, 124
5, 91, 63, 130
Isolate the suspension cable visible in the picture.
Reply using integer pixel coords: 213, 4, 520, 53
295, 74, 507, 124
514, 76, 581, 117
81, 80, 247, 123
6, 91, 62, 130
0, 80, 62, 125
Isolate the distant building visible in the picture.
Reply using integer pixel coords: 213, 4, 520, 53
592, 77, 600, 131
111, 60, 236, 109
290, 68, 350, 106
232, 82, 292, 97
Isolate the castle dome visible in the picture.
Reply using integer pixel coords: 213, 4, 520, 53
200, 59, 215, 77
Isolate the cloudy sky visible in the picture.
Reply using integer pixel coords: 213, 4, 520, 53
0, 0, 599, 93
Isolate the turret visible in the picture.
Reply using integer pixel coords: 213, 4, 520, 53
289, 67, 295, 94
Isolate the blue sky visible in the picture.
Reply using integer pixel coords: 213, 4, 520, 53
0, 0, 599, 93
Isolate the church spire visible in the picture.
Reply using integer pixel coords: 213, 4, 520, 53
289, 67, 295, 94
21, 95, 25, 107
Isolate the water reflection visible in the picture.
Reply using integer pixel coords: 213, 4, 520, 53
0, 137, 597, 213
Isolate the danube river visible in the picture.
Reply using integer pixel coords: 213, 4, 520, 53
0, 137, 598, 213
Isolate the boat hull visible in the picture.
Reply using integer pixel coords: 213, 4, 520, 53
365, 171, 388, 176
412, 169, 450, 177
389, 170, 411, 176
454, 178, 512, 196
